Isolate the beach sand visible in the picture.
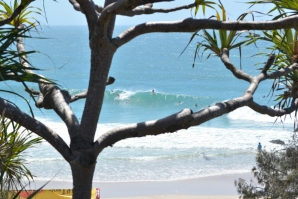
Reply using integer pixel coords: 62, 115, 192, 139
29, 172, 252, 198
105, 196, 239, 199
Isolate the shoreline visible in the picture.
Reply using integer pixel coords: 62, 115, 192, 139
28, 172, 253, 198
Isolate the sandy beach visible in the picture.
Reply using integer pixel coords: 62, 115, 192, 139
29, 172, 252, 198
104, 196, 239, 199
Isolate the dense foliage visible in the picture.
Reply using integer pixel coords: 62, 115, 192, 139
235, 135, 298, 198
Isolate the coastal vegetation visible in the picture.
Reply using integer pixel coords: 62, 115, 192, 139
0, 116, 42, 199
1, 0, 298, 198
235, 135, 298, 198
0, 0, 50, 197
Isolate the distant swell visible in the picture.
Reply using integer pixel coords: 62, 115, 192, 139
102, 89, 212, 108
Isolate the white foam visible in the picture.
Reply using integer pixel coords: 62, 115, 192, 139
33, 118, 292, 151
24, 119, 293, 182
36, 117, 70, 144
114, 91, 136, 100
104, 126, 292, 151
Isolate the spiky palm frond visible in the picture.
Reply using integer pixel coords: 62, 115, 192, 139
0, 0, 42, 28
188, 2, 251, 66
0, 26, 52, 84
193, 0, 217, 16
251, 28, 298, 117
0, 116, 42, 196
247, 0, 298, 18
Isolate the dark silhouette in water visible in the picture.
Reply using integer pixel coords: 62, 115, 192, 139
258, 142, 262, 151
203, 153, 210, 160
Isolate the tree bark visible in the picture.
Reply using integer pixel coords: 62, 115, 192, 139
70, 163, 96, 199
80, 46, 116, 142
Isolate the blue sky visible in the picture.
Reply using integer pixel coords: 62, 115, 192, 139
31, 0, 273, 26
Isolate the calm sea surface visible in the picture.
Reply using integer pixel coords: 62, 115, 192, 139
3, 26, 294, 182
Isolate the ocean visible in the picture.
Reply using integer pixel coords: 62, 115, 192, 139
3, 26, 295, 182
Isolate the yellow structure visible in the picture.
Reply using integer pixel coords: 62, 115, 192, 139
14, 188, 100, 199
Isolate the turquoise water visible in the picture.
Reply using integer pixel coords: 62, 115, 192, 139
3, 26, 294, 182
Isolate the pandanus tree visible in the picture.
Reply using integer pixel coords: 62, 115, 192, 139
2, 0, 298, 198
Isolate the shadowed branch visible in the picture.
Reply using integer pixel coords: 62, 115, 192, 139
0, 97, 74, 162
248, 99, 298, 116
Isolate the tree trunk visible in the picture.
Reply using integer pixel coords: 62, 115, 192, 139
71, 163, 96, 199
80, 45, 116, 141
71, 44, 116, 199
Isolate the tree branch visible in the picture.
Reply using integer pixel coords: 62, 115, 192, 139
93, 53, 298, 154
69, 0, 81, 11
0, 4, 27, 26
93, 0, 173, 42
93, 88, 255, 155
37, 84, 80, 139
93, 108, 193, 154
248, 99, 298, 117
71, 76, 115, 102
190, 95, 253, 127
220, 49, 253, 82
104, 0, 117, 39
0, 97, 74, 162
113, 15, 298, 47
16, 26, 80, 139
262, 54, 275, 75
93, 49, 298, 154
25, 77, 115, 103
128, 3, 194, 16
25, 88, 40, 95
94, 78, 258, 155
71, 90, 88, 103
75, 0, 98, 38
265, 63, 298, 79
96, 3, 195, 17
